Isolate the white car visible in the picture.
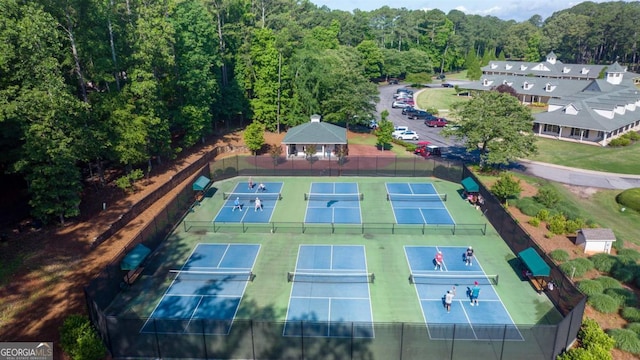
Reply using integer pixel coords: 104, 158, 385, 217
392, 100, 410, 108
394, 131, 419, 141
392, 126, 409, 137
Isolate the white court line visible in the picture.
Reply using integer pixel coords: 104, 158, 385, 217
404, 246, 433, 339
459, 300, 479, 339
283, 244, 303, 337
291, 295, 371, 300
215, 244, 232, 268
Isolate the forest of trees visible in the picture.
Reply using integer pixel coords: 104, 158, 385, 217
1, 0, 639, 224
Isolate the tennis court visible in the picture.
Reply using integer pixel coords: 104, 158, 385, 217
213, 181, 283, 223
304, 182, 362, 224
405, 246, 523, 341
283, 245, 374, 338
386, 182, 455, 225
141, 243, 260, 335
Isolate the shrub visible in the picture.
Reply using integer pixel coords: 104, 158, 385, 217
588, 293, 619, 313
627, 323, 640, 336
557, 347, 612, 360
590, 253, 617, 273
628, 131, 640, 141
617, 248, 640, 262
607, 328, 640, 354
528, 217, 540, 227
579, 317, 615, 351
514, 197, 545, 216
616, 188, 640, 211
612, 236, 624, 251
622, 307, 640, 322
560, 259, 592, 278
534, 186, 560, 207
550, 249, 570, 262
612, 266, 636, 283
609, 137, 631, 147
604, 288, 638, 307
578, 280, 604, 296
536, 208, 550, 221
573, 257, 594, 272
548, 213, 567, 235
594, 276, 622, 290
564, 219, 582, 234
60, 314, 106, 360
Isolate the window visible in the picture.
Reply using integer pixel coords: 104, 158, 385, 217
543, 124, 560, 134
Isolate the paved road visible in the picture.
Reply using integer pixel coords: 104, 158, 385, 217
376, 83, 640, 190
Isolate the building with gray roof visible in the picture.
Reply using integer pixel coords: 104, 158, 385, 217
282, 114, 348, 158
463, 52, 640, 146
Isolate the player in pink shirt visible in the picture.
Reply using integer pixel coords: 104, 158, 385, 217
434, 250, 444, 271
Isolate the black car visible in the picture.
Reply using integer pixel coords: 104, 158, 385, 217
389, 79, 399, 85
441, 83, 454, 88
402, 106, 417, 115
408, 110, 436, 120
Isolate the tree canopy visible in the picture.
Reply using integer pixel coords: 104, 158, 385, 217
0, 0, 636, 223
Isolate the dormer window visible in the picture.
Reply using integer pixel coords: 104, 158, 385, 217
483, 79, 493, 86
490, 63, 498, 69
505, 64, 512, 70
581, 67, 589, 75
545, 83, 554, 92
563, 67, 571, 73
520, 65, 528, 71
502, 80, 513, 87
523, 81, 533, 90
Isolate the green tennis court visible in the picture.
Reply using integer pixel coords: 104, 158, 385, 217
104, 176, 563, 359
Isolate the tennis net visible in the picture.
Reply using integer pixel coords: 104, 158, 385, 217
223, 192, 282, 200
408, 273, 498, 285
170, 270, 255, 282
287, 271, 375, 283
304, 193, 364, 201
387, 193, 447, 202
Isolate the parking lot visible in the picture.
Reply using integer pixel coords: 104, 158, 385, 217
376, 83, 462, 149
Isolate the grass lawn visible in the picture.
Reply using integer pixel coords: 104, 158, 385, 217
529, 137, 640, 175
416, 88, 470, 118
347, 132, 413, 157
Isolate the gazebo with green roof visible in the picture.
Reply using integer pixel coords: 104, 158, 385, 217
282, 114, 348, 158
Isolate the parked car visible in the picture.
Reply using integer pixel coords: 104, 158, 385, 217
408, 110, 435, 120
394, 131, 419, 141
392, 126, 409, 137
369, 120, 379, 129
392, 100, 410, 108
396, 88, 413, 95
389, 79, 399, 85
425, 118, 448, 127
441, 83, 454, 88
402, 106, 418, 115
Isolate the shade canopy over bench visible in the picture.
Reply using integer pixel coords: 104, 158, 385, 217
121, 243, 151, 271
518, 247, 550, 277
461, 177, 479, 193
192, 176, 211, 192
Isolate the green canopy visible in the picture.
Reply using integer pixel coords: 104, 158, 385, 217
121, 243, 151, 271
518, 247, 550, 277
461, 177, 479, 193
192, 176, 211, 191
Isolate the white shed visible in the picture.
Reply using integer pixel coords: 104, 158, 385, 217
575, 228, 616, 254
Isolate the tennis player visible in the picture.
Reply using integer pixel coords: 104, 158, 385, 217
470, 281, 481, 306
434, 250, 443, 271
258, 183, 266, 192
233, 197, 242, 211
254, 197, 263, 212
465, 246, 474, 266
444, 290, 454, 313
248, 177, 253, 190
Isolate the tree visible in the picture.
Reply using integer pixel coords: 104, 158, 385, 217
465, 51, 481, 80
491, 173, 522, 205
492, 84, 518, 98
443, 91, 537, 167
243, 122, 265, 155
356, 39, 384, 80
376, 110, 393, 151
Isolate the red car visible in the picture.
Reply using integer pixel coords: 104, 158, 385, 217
425, 118, 448, 127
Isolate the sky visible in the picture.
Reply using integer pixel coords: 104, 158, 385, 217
309, 0, 630, 22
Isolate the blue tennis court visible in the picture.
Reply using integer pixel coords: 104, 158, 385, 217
283, 245, 374, 338
386, 182, 455, 225
141, 243, 260, 335
213, 182, 283, 223
404, 246, 523, 341
304, 182, 362, 224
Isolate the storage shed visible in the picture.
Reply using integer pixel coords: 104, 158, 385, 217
576, 228, 616, 254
